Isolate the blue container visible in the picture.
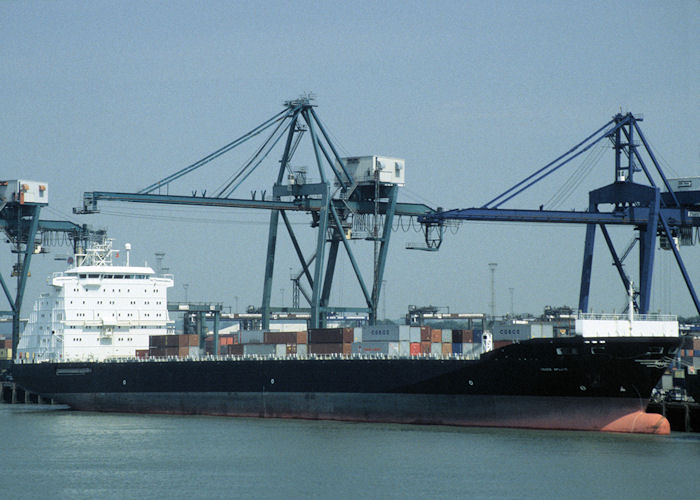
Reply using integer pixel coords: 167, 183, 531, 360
473, 330, 484, 343
452, 342, 463, 354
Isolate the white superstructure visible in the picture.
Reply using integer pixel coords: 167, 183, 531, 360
17, 239, 174, 361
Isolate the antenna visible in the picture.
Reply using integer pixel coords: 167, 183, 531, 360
489, 263, 498, 320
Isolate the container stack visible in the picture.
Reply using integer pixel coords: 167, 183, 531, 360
149, 334, 199, 358
450, 329, 482, 355
205, 330, 309, 357
351, 325, 410, 356
680, 337, 700, 371
308, 328, 352, 355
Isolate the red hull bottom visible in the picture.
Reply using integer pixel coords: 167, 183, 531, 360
46, 392, 671, 435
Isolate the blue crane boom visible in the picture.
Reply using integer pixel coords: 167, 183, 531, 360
419, 113, 700, 315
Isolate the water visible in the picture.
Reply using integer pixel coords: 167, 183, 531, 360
2, 405, 698, 499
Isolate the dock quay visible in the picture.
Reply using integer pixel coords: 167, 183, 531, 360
647, 401, 700, 433
1, 381, 55, 405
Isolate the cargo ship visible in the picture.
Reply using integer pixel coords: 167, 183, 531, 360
10, 241, 682, 434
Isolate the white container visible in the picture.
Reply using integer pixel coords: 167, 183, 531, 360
441, 329, 452, 343
353, 327, 363, 342
296, 344, 308, 356
275, 344, 287, 357
339, 156, 405, 186
409, 327, 421, 343
430, 342, 442, 355
243, 344, 275, 356
0, 179, 49, 205
240, 330, 264, 344
351, 342, 399, 356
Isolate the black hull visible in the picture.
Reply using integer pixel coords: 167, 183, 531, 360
11, 336, 680, 434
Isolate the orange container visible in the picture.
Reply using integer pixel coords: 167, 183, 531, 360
410, 342, 421, 356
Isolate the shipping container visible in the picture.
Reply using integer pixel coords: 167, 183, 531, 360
296, 344, 308, 356
226, 344, 244, 356
149, 335, 165, 347
530, 324, 554, 339
308, 328, 344, 344
410, 342, 421, 356
362, 324, 409, 342
351, 342, 399, 356
452, 329, 474, 343
409, 327, 421, 343
430, 342, 442, 354
442, 343, 452, 355
452, 342, 463, 355
296, 331, 308, 345
493, 340, 513, 349
430, 330, 442, 343
343, 343, 352, 355
462, 343, 481, 356
243, 344, 275, 356
493, 323, 531, 341
308, 343, 344, 354
420, 341, 431, 354
343, 328, 354, 343
265, 331, 298, 345
275, 344, 287, 357
441, 329, 452, 343
286, 344, 297, 355
420, 326, 432, 342
693, 338, 700, 350
473, 330, 484, 343
353, 328, 363, 342
240, 330, 264, 344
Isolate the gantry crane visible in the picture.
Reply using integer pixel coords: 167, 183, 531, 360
419, 113, 700, 315
1, 180, 103, 353
75, 97, 434, 328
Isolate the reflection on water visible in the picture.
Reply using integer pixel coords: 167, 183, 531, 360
2, 407, 699, 499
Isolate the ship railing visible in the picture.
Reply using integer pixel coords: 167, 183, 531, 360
21, 351, 483, 364
577, 312, 677, 322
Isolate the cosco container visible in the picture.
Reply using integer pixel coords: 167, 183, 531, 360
362, 324, 409, 342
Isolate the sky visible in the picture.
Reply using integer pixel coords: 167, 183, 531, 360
2, 0, 699, 320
